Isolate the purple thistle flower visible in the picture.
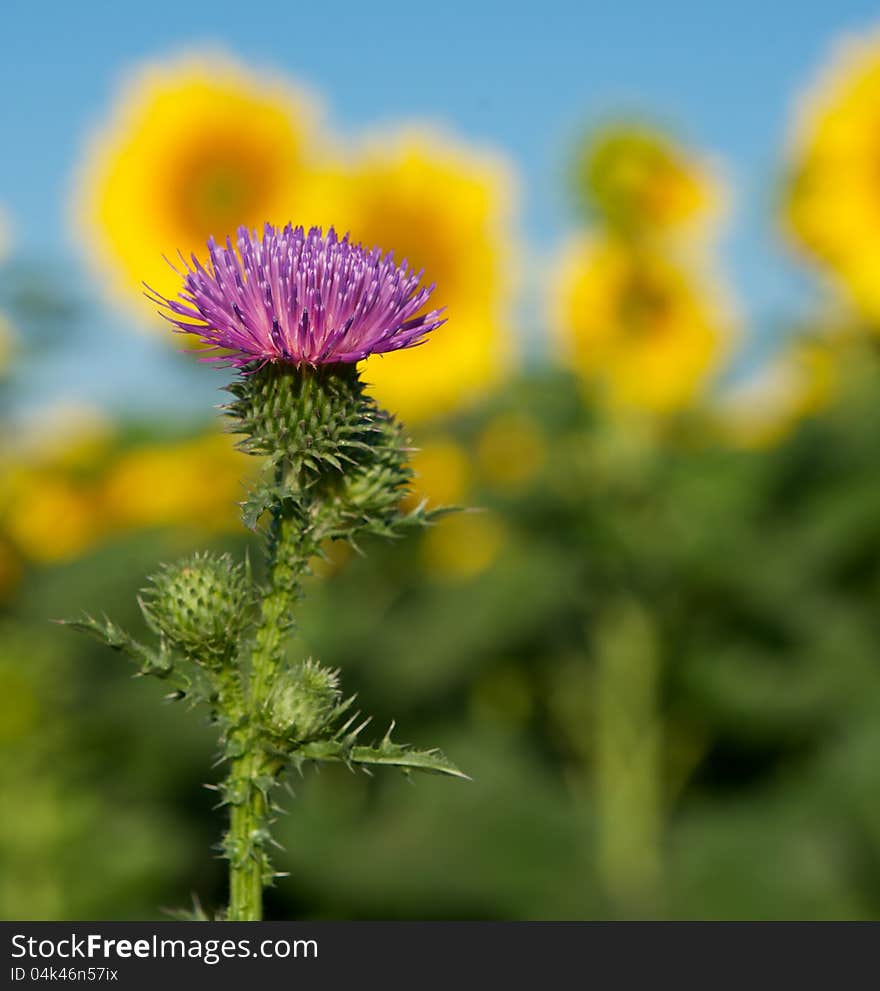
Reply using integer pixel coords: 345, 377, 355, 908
147, 224, 446, 367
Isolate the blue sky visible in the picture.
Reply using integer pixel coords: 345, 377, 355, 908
2, 0, 879, 414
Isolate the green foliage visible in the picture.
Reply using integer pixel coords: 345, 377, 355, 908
278, 349, 880, 919
61, 362, 463, 919
346, 737, 472, 780
21, 339, 880, 921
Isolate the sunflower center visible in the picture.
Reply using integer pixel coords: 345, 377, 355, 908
618, 274, 677, 341
196, 166, 252, 218
170, 140, 276, 241
185, 162, 260, 237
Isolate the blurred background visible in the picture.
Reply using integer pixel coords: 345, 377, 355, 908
5, 1, 880, 919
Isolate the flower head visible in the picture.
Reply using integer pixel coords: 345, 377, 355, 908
551, 237, 732, 413
784, 31, 880, 318
575, 124, 722, 237
149, 223, 446, 366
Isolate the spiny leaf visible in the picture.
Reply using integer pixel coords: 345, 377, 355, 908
348, 742, 471, 780
162, 893, 212, 921
295, 729, 469, 780
58, 613, 173, 678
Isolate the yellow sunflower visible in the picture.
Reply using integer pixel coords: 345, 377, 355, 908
72, 51, 326, 325
101, 432, 248, 532
0, 407, 113, 563
421, 511, 506, 582
575, 125, 722, 238
785, 31, 880, 318
319, 129, 518, 423
551, 237, 731, 413
4, 475, 103, 564
0, 416, 249, 564
406, 436, 471, 507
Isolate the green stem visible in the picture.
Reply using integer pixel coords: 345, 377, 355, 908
251, 504, 315, 695
594, 598, 664, 916
225, 510, 312, 921
226, 753, 267, 921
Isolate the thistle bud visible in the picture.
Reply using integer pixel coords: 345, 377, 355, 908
262, 659, 342, 744
225, 363, 379, 485
336, 414, 412, 521
141, 552, 251, 662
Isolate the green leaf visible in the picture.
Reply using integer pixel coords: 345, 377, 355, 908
296, 725, 470, 780
162, 894, 212, 921
58, 613, 173, 678
348, 742, 471, 779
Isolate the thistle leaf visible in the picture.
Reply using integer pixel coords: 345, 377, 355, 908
162, 893, 212, 921
348, 742, 471, 779
58, 613, 173, 678
296, 732, 469, 780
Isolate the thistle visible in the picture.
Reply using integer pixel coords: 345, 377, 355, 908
65, 223, 465, 921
